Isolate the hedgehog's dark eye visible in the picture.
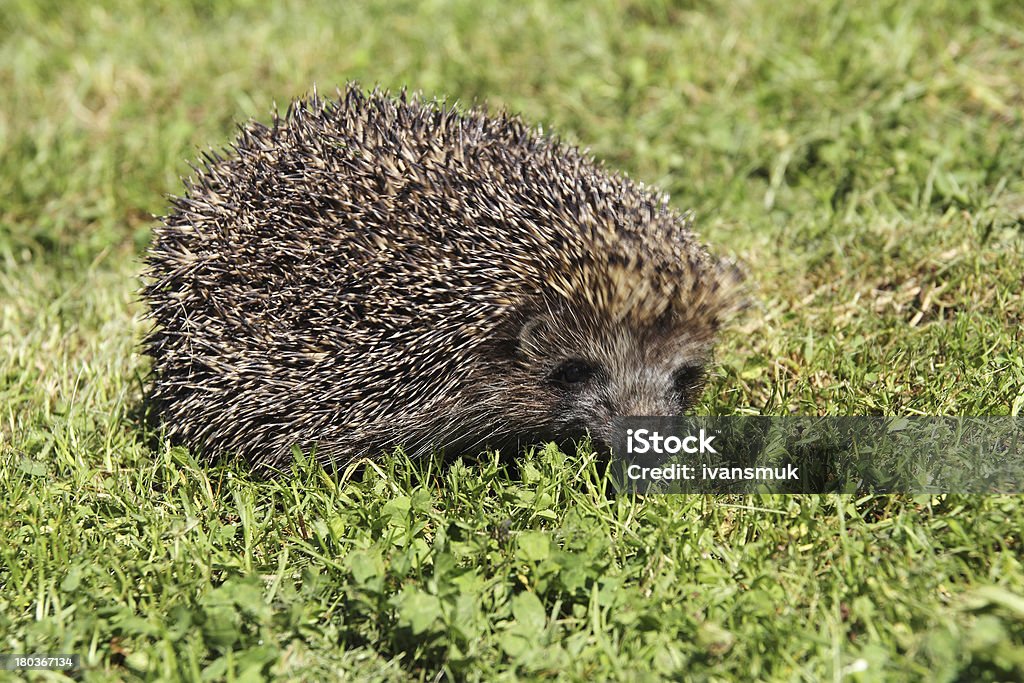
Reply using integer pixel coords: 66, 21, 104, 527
549, 359, 599, 386
672, 364, 706, 397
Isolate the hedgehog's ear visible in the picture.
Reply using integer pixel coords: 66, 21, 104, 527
515, 314, 552, 358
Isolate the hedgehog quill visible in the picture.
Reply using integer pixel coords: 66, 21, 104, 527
144, 85, 741, 472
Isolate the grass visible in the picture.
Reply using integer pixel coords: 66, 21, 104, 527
1, 0, 1023, 679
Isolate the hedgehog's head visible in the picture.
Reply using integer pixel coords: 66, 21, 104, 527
493, 250, 743, 454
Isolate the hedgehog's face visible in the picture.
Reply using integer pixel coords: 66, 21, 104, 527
510, 310, 715, 452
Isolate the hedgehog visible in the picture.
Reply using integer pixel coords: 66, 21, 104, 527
143, 84, 740, 473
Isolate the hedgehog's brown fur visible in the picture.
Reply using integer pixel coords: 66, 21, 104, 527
144, 84, 740, 472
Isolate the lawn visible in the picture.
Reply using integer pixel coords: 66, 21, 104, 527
2, 0, 1023, 680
